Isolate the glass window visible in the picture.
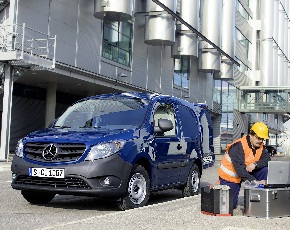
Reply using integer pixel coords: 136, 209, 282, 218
173, 56, 190, 89
263, 112, 268, 121
102, 21, 132, 67
236, 28, 250, 49
54, 97, 147, 130
154, 104, 177, 136
236, 0, 251, 20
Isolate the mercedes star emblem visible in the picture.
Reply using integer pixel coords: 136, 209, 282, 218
42, 144, 58, 161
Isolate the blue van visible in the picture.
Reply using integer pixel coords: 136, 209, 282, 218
11, 92, 214, 210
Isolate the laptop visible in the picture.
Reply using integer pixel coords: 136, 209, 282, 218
265, 161, 290, 188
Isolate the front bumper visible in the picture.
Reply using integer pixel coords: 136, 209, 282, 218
11, 154, 133, 197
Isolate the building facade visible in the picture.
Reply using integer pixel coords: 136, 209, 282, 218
0, 0, 289, 160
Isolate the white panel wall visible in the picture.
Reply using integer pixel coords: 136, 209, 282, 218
233, 110, 249, 141
212, 116, 222, 155
147, 45, 161, 92
131, 15, 148, 88
17, 0, 102, 72
14, 0, 215, 115
17, 0, 50, 31
76, 0, 102, 72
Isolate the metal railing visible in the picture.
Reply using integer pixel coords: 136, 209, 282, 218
238, 87, 290, 114
0, 23, 56, 68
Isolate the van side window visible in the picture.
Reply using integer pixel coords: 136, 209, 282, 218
154, 104, 176, 136
178, 105, 199, 138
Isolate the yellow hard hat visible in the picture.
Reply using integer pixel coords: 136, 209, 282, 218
250, 122, 269, 139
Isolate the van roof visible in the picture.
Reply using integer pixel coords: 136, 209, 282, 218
76, 92, 208, 111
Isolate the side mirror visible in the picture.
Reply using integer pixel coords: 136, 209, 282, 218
154, 119, 173, 133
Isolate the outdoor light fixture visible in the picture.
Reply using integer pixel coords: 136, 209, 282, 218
118, 73, 128, 77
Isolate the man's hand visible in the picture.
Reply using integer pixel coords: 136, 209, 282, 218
246, 163, 256, 172
251, 180, 267, 186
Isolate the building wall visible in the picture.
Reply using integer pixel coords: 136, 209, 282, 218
4, 0, 288, 156
233, 109, 249, 140
0, 94, 69, 150
17, 0, 102, 73
17, 0, 213, 104
1, 0, 214, 152
15, 0, 214, 105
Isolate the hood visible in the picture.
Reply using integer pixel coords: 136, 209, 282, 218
25, 128, 138, 145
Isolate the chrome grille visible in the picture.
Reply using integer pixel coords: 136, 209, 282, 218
15, 175, 91, 189
25, 142, 86, 162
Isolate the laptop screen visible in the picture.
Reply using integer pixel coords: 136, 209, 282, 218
266, 161, 290, 187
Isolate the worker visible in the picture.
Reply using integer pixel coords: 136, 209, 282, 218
218, 121, 271, 209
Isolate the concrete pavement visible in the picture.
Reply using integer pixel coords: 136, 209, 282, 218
2, 155, 290, 230
0, 156, 12, 172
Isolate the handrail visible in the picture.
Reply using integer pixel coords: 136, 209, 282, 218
0, 23, 56, 68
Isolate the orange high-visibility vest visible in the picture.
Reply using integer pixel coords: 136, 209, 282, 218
218, 135, 264, 183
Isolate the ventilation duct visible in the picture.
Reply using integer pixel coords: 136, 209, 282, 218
218, 0, 235, 79
198, 0, 221, 73
260, 0, 274, 85
172, 33, 198, 57
94, 0, 133, 21
172, 0, 199, 57
144, 0, 176, 46
134, 0, 148, 14
273, 0, 279, 85
277, 2, 286, 85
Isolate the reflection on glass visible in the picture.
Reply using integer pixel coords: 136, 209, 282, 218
102, 21, 132, 67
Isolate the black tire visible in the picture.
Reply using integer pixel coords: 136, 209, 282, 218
117, 165, 150, 211
181, 163, 200, 197
21, 190, 55, 204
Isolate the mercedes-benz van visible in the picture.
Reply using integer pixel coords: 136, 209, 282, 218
11, 92, 214, 210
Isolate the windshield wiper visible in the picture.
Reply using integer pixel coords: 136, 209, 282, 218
54, 125, 71, 128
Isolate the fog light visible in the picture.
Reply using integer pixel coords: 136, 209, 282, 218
103, 177, 110, 186
99, 176, 121, 187
12, 173, 16, 181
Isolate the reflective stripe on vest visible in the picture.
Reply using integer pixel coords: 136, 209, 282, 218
224, 153, 232, 163
220, 164, 238, 177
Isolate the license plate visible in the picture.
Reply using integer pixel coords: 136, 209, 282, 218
29, 168, 65, 178
203, 156, 213, 164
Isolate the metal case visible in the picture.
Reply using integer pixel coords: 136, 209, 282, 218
244, 187, 290, 218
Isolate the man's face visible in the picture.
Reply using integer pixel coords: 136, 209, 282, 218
251, 134, 264, 148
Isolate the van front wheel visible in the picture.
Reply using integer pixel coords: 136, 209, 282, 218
117, 165, 150, 211
181, 163, 200, 197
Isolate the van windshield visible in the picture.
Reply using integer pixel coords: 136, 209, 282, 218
54, 97, 148, 130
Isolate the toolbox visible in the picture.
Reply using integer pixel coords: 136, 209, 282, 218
201, 185, 233, 216
244, 187, 290, 218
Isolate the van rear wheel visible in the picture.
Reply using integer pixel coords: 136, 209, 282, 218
21, 190, 55, 204
181, 163, 200, 197
117, 165, 150, 211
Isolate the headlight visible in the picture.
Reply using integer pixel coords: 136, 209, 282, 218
85, 141, 125, 161
15, 139, 24, 158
